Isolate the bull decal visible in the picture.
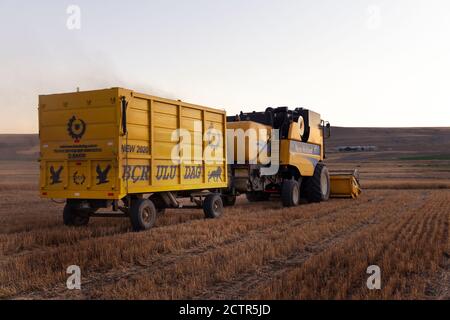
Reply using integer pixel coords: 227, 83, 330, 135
208, 167, 223, 182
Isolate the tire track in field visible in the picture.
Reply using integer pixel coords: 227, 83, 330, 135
379, 192, 446, 299
342, 192, 431, 299
342, 190, 448, 299
72, 193, 406, 299
2, 193, 374, 265
0, 202, 308, 255
193, 193, 425, 300
0, 208, 294, 263
86, 204, 383, 299
193, 216, 380, 299
423, 191, 450, 299
9, 194, 382, 299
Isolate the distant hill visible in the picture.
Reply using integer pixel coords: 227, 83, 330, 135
0, 134, 39, 160
326, 127, 450, 161
1, 127, 449, 161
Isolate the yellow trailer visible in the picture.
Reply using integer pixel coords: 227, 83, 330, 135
39, 88, 228, 231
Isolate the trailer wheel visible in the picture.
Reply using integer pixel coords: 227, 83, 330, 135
304, 163, 330, 202
281, 180, 300, 207
246, 192, 270, 202
129, 199, 157, 231
63, 203, 90, 227
203, 194, 223, 219
222, 194, 236, 207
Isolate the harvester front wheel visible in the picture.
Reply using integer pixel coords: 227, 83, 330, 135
129, 198, 157, 231
63, 203, 90, 227
281, 180, 300, 207
203, 194, 224, 219
304, 163, 330, 202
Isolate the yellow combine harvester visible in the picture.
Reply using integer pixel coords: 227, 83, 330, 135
38, 88, 360, 231
227, 107, 361, 206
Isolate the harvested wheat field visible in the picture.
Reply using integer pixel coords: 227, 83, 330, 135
0, 128, 449, 300
0, 162, 448, 300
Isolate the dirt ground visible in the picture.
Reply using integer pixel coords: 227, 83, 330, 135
0, 158, 448, 300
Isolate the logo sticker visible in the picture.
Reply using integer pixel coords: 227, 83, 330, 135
50, 166, 63, 185
208, 167, 223, 182
96, 165, 111, 185
67, 116, 86, 143
72, 171, 86, 185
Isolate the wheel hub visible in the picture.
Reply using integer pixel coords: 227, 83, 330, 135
142, 207, 151, 223
320, 171, 328, 196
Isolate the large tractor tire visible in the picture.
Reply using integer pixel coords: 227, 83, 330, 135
246, 192, 270, 202
63, 202, 90, 227
203, 194, 224, 219
303, 163, 330, 203
129, 198, 157, 231
281, 180, 300, 207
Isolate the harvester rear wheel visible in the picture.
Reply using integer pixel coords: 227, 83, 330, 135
129, 198, 157, 231
63, 203, 90, 227
203, 194, 224, 219
281, 180, 300, 207
304, 163, 330, 202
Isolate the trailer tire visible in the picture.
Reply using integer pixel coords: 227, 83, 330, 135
281, 180, 300, 207
304, 163, 330, 202
246, 192, 270, 202
222, 194, 236, 207
129, 199, 157, 231
203, 194, 223, 219
63, 203, 90, 227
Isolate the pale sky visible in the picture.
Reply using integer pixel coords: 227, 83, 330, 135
1, 0, 449, 133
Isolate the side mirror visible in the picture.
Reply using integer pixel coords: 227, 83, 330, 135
324, 122, 331, 138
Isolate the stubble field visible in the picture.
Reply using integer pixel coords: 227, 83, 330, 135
0, 127, 449, 300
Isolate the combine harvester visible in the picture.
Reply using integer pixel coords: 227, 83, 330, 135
227, 107, 362, 205
38, 88, 360, 231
